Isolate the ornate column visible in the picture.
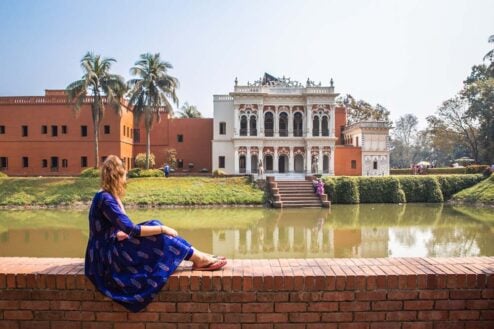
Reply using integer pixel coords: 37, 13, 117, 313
330, 106, 335, 137
288, 106, 293, 137
259, 107, 264, 137
305, 146, 311, 174
330, 147, 335, 175
246, 147, 252, 174
274, 107, 279, 137
306, 106, 312, 137
274, 147, 279, 173
234, 106, 240, 137
288, 147, 294, 173
234, 147, 239, 174
318, 148, 323, 173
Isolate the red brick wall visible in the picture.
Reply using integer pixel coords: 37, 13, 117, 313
1, 257, 493, 328
133, 117, 213, 171
0, 95, 133, 176
334, 106, 347, 145
334, 146, 362, 176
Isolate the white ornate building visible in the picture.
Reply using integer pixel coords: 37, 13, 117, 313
212, 73, 390, 177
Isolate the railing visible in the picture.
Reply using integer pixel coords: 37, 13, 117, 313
293, 129, 303, 137
322, 129, 330, 136
233, 86, 334, 95
312, 129, 320, 137
279, 129, 288, 137
0, 96, 106, 105
213, 95, 234, 101
249, 129, 257, 136
264, 129, 274, 137
239, 128, 248, 136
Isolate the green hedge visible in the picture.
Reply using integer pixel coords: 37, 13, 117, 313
0, 172, 8, 178
128, 168, 164, 178
390, 165, 489, 175
358, 177, 406, 203
322, 174, 483, 204
80, 167, 100, 178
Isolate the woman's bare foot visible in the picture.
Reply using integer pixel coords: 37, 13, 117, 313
189, 250, 227, 270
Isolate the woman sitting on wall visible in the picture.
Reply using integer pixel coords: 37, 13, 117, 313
85, 155, 227, 312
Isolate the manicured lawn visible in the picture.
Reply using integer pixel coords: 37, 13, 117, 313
452, 173, 494, 206
0, 177, 264, 207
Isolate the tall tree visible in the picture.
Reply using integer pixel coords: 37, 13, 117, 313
176, 102, 202, 118
66, 52, 126, 168
390, 114, 418, 168
338, 94, 391, 125
430, 96, 480, 162
127, 53, 179, 169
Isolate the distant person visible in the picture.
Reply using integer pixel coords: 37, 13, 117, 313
163, 163, 170, 178
315, 178, 324, 196
85, 155, 226, 312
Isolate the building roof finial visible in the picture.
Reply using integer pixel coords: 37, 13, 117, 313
330, 78, 334, 87
234, 77, 238, 86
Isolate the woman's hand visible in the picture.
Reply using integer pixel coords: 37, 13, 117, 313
161, 225, 178, 237
116, 231, 129, 241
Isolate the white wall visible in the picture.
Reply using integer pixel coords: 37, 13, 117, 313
212, 96, 235, 173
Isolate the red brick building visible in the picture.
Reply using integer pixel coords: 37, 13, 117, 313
0, 90, 212, 176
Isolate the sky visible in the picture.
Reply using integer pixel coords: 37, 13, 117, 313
0, 0, 493, 128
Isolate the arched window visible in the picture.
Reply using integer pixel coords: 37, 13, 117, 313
279, 112, 288, 136
240, 116, 248, 136
264, 112, 274, 137
312, 116, 320, 136
293, 112, 303, 136
322, 116, 329, 136
239, 155, 246, 173
249, 116, 257, 136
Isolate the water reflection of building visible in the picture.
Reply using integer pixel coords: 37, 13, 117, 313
0, 229, 87, 257
200, 225, 389, 259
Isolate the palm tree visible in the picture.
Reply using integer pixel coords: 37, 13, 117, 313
177, 102, 202, 118
66, 52, 126, 168
127, 53, 179, 169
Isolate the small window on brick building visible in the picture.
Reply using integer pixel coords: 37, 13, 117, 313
41, 125, 47, 134
373, 161, 378, 170
133, 129, 140, 143
177, 159, 184, 168
177, 134, 184, 143
81, 126, 88, 137
0, 157, 8, 169
22, 125, 28, 137
62, 125, 67, 134
104, 125, 110, 134
0, 125, 5, 134
351, 160, 357, 169
219, 122, 226, 135
22, 156, 29, 168
219, 156, 225, 169
62, 159, 68, 168
51, 125, 58, 137
42, 159, 48, 168
356, 136, 359, 147
81, 156, 88, 167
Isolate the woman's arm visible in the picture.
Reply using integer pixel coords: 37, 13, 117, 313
102, 193, 178, 238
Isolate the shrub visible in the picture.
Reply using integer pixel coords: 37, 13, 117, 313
358, 177, 405, 203
200, 168, 208, 173
465, 165, 489, 174
334, 177, 359, 204
0, 171, 8, 178
212, 169, 226, 177
135, 153, 156, 169
390, 169, 413, 175
80, 167, 100, 178
322, 177, 336, 202
397, 176, 443, 202
127, 168, 164, 178
436, 174, 484, 199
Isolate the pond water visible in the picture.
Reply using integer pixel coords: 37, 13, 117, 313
0, 204, 492, 259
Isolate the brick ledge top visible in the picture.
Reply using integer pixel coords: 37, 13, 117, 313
0, 257, 493, 276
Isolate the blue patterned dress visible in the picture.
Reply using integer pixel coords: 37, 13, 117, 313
85, 191, 193, 312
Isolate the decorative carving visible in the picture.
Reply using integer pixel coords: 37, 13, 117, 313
311, 146, 320, 156
277, 147, 289, 156
238, 147, 247, 155
252, 73, 304, 87
263, 147, 274, 155
293, 147, 305, 155
250, 147, 259, 155
323, 146, 332, 156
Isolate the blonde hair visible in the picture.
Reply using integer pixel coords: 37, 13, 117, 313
101, 155, 126, 198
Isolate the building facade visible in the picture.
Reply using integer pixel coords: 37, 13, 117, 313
0, 90, 212, 176
212, 74, 390, 176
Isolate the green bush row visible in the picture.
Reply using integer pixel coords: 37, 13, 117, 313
0, 171, 8, 178
390, 165, 489, 175
127, 168, 164, 178
322, 174, 484, 204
